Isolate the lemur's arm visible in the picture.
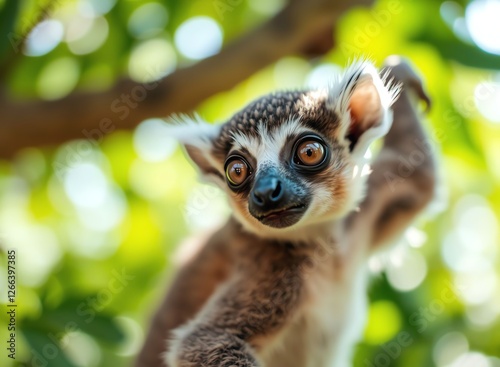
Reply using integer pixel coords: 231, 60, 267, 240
352, 57, 437, 248
135, 232, 232, 367
166, 246, 303, 367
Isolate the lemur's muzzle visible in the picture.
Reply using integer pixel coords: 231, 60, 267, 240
251, 175, 284, 209
248, 168, 308, 228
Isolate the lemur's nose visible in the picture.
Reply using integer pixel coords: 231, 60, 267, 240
251, 176, 284, 207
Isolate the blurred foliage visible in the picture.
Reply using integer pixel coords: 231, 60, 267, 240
0, 0, 500, 366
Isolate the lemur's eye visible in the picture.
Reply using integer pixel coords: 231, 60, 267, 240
295, 139, 326, 166
225, 158, 250, 186
296, 141, 325, 166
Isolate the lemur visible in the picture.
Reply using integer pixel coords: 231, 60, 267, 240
135, 57, 436, 367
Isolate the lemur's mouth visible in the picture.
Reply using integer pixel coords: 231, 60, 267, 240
254, 203, 307, 228
257, 204, 306, 219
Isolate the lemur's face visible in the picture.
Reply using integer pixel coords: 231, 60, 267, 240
169, 62, 399, 238
213, 91, 353, 231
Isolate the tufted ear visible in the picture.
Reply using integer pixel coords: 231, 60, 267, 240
166, 114, 224, 184
328, 61, 400, 157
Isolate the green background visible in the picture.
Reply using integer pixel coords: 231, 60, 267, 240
0, 0, 499, 366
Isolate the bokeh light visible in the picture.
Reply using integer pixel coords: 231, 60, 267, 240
64, 162, 109, 208
466, 300, 500, 327
466, 0, 500, 55
184, 184, 230, 232
440, 1, 463, 28
450, 352, 491, 367
128, 2, 169, 39
475, 80, 500, 123
364, 300, 402, 344
433, 332, 469, 367
80, 0, 117, 17
63, 331, 102, 367
64, 13, 94, 43
24, 19, 64, 57
174, 16, 223, 60
115, 316, 144, 357
2, 1, 500, 366
66, 223, 121, 258
76, 187, 127, 231
36, 57, 80, 100
405, 227, 428, 248
133, 119, 178, 162
128, 159, 173, 199
273, 57, 310, 88
306, 63, 342, 88
128, 38, 177, 82
386, 246, 428, 291
248, 0, 286, 15
68, 16, 109, 55
455, 270, 497, 306
442, 194, 498, 275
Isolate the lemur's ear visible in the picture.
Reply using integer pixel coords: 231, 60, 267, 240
167, 115, 224, 184
329, 61, 400, 157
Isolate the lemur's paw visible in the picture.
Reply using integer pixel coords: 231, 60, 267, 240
165, 328, 260, 367
383, 55, 431, 111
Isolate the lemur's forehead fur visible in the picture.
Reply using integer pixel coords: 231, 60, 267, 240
212, 90, 339, 159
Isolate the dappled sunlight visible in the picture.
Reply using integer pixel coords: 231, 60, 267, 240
386, 247, 428, 292
475, 80, 500, 123
24, 19, 64, 57
306, 63, 343, 88
0, 0, 499, 366
64, 163, 109, 208
80, 0, 117, 17
449, 352, 492, 367
183, 183, 230, 232
68, 17, 109, 55
128, 38, 177, 82
127, 2, 169, 39
174, 16, 224, 60
115, 316, 143, 357
273, 57, 311, 89
364, 301, 402, 344
36, 57, 80, 99
433, 332, 469, 367
133, 119, 178, 162
128, 159, 177, 200
466, 0, 500, 55
63, 331, 102, 367
248, 0, 286, 15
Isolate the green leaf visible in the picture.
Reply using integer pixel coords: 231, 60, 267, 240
22, 329, 77, 367
22, 297, 126, 345
415, 33, 500, 70
0, 0, 21, 62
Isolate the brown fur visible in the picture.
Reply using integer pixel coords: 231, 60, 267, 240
135, 58, 436, 367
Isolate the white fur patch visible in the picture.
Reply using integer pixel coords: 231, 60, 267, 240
230, 118, 309, 169
327, 60, 401, 159
165, 113, 225, 185
166, 113, 221, 149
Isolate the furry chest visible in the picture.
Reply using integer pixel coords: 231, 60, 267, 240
261, 266, 368, 367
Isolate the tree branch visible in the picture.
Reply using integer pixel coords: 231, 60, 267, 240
0, 0, 372, 159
